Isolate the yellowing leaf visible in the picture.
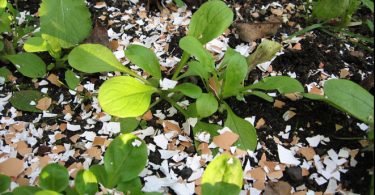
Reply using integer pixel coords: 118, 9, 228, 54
201, 154, 243, 195
98, 76, 157, 118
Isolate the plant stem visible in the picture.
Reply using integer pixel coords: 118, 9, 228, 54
172, 52, 190, 80
160, 93, 188, 118
148, 98, 162, 110
119, 67, 150, 84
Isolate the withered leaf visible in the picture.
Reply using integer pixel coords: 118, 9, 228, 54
236, 21, 281, 42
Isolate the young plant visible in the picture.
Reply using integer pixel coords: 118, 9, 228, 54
67, 1, 306, 193
2, 0, 92, 93
291, 0, 374, 50
0, 133, 153, 195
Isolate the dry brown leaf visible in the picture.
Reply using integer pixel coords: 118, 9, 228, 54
36, 97, 52, 111
0, 158, 25, 177
236, 21, 282, 42
85, 21, 109, 47
264, 181, 292, 195
213, 131, 239, 150
47, 74, 62, 87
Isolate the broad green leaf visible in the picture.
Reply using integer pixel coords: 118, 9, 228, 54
125, 45, 161, 79
221, 49, 248, 98
324, 79, 374, 125
117, 177, 142, 195
0, 174, 10, 193
177, 61, 210, 80
173, 0, 185, 7
75, 170, 98, 195
201, 154, 243, 195
35, 190, 61, 195
10, 90, 43, 112
225, 105, 257, 151
24, 37, 48, 52
119, 117, 140, 133
179, 36, 214, 72
69, 44, 129, 73
39, 164, 69, 192
64, 187, 79, 195
174, 83, 202, 99
89, 165, 109, 188
0, 12, 12, 33
0, 0, 6, 10
247, 91, 274, 103
188, 1, 234, 44
362, 0, 374, 12
246, 76, 304, 94
0, 40, 4, 51
196, 93, 218, 118
0, 67, 11, 82
313, 0, 349, 21
13, 186, 41, 195
6, 53, 46, 78
104, 133, 148, 187
39, 0, 92, 48
98, 76, 157, 118
65, 70, 80, 90
247, 39, 282, 70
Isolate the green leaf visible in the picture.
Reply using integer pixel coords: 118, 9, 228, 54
247, 91, 274, 103
13, 186, 41, 195
98, 76, 157, 118
104, 133, 148, 187
39, 0, 92, 48
246, 39, 282, 70
125, 45, 161, 79
6, 53, 46, 78
35, 190, 61, 195
0, 67, 11, 82
177, 61, 210, 80
174, 83, 202, 99
324, 79, 374, 125
89, 165, 110, 188
119, 117, 140, 133
64, 187, 79, 195
0, 40, 4, 51
188, 1, 234, 44
69, 44, 129, 73
179, 36, 214, 72
196, 93, 218, 118
173, 0, 185, 7
224, 104, 257, 151
0, 12, 12, 33
246, 76, 304, 94
201, 154, 243, 195
65, 70, 80, 90
24, 37, 48, 52
10, 90, 43, 113
39, 163, 69, 192
362, 0, 374, 12
75, 170, 98, 195
0, 0, 6, 10
313, 0, 350, 21
0, 174, 11, 193
117, 177, 142, 195
221, 49, 248, 98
